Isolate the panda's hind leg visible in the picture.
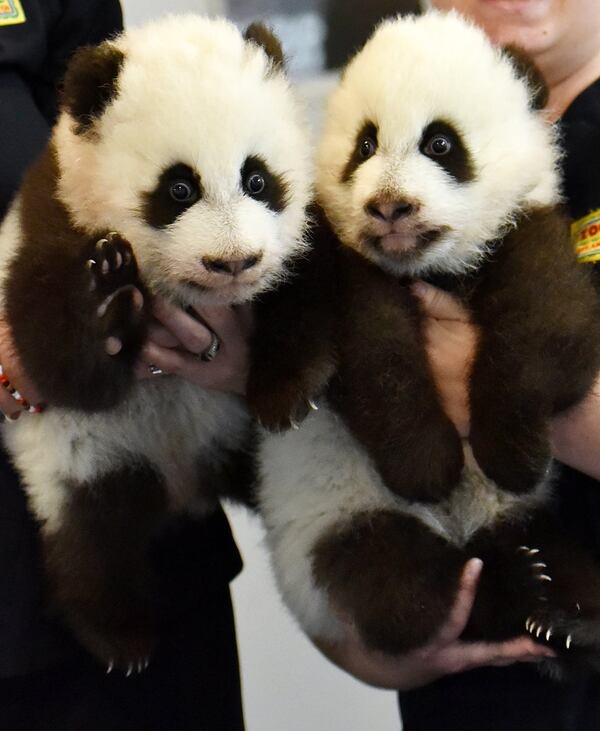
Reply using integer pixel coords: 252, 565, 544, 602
312, 510, 467, 654
464, 511, 600, 674
42, 461, 168, 675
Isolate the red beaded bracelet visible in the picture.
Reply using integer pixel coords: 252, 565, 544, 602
0, 364, 45, 414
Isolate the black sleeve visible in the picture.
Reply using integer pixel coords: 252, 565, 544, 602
562, 117, 600, 221
0, 0, 123, 217
0, 71, 50, 217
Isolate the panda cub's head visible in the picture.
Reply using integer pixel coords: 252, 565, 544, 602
54, 15, 311, 305
317, 11, 561, 278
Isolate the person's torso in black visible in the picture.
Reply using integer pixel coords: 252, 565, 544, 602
555, 75, 600, 555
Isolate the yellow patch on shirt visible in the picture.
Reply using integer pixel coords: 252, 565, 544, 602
572, 209, 600, 264
0, 0, 26, 26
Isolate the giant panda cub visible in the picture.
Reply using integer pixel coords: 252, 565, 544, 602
248, 11, 600, 674
0, 16, 311, 673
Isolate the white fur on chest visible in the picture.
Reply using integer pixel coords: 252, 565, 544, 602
3, 378, 248, 533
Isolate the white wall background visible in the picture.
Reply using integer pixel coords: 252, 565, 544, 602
122, 2, 401, 728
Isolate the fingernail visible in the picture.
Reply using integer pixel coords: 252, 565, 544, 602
105, 336, 122, 355
132, 289, 144, 311
466, 558, 483, 580
411, 281, 426, 296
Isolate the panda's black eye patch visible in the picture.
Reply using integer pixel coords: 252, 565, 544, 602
342, 121, 378, 183
241, 156, 288, 212
419, 121, 474, 183
143, 163, 203, 229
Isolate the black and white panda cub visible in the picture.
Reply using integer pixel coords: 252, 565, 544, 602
248, 11, 600, 675
0, 16, 311, 673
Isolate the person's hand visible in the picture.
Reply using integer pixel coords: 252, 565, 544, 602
315, 559, 555, 690
136, 296, 253, 394
0, 318, 44, 420
412, 281, 477, 438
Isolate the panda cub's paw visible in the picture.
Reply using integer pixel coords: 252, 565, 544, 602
87, 233, 146, 356
76, 620, 157, 677
250, 378, 319, 432
88, 232, 139, 295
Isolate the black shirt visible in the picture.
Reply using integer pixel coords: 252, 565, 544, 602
556, 76, 600, 558
0, 0, 243, 678
562, 76, 600, 223
0, 0, 123, 218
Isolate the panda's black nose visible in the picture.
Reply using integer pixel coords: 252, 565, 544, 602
202, 254, 263, 276
366, 198, 414, 222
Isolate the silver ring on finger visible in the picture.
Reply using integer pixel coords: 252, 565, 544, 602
148, 364, 165, 377
200, 331, 220, 362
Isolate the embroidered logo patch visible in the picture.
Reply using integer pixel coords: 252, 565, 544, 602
0, 0, 26, 26
572, 209, 600, 264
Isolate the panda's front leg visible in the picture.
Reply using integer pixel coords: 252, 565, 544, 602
468, 346, 551, 495
87, 232, 147, 361
312, 510, 466, 654
42, 462, 167, 674
7, 231, 148, 413
75, 232, 149, 410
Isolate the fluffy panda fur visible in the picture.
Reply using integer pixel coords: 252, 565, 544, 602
248, 11, 600, 675
0, 15, 311, 673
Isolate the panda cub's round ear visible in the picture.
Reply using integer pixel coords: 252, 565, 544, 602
61, 42, 125, 134
244, 22, 285, 72
503, 45, 549, 111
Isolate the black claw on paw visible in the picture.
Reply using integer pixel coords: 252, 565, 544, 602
515, 544, 553, 604
88, 232, 139, 296
516, 547, 577, 652
517, 546, 553, 586
106, 655, 152, 677
253, 388, 319, 433
524, 605, 576, 653
87, 232, 138, 293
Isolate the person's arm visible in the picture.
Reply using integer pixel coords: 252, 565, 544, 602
0, 319, 44, 419
550, 378, 600, 480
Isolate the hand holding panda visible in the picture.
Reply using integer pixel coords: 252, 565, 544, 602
248, 11, 600, 676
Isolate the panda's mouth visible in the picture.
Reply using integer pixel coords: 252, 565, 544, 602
365, 228, 445, 259
179, 270, 268, 305
183, 277, 258, 297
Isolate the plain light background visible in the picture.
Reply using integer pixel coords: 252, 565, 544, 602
121, 1, 401, 728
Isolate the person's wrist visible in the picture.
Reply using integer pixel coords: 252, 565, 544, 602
0, 363, 44, 417
0, 319, 45, 419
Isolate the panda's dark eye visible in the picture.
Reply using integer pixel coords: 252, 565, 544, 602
424, 135, 452, 157
245, 172, 266, 196
169, 180, 198, 203
359, 137, 377, 159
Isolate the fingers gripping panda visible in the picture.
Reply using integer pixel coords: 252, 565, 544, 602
0, 17, 311, 673
248, 12, 600, 675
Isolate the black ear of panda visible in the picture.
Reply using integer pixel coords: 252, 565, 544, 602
244, 22, 285, 72
61, 42, 125, 134
503, 45, 549, 111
